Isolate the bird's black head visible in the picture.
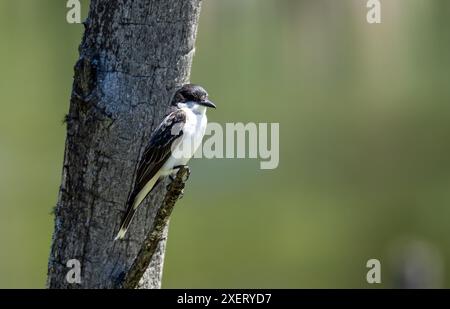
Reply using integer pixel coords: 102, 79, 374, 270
171, 84, 216, 108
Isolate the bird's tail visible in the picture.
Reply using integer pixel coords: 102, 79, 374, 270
114, 175, 163, 241
114, 205, 137, 241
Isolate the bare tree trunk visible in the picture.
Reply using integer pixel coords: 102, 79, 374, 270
47, 0, 202, 289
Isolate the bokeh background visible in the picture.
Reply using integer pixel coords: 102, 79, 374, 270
1, 0, 450, 288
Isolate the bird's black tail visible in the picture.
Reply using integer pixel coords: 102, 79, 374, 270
114, 177, 163, 241
114, 203, 137, 241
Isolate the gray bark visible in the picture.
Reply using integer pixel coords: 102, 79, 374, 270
47, 0, 202, 289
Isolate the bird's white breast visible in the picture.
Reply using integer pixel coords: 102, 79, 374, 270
161, 107, 207, 174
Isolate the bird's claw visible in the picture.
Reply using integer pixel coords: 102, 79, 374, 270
171, 165, 191, 183
178, 189, 185, 199
183, 166, 191, 182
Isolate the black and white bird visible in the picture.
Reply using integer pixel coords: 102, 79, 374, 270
115, 84, 216, 240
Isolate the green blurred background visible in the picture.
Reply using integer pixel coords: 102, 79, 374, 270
1, 0, 450, 288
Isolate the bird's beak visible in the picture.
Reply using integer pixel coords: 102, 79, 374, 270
198, 99, 216, 109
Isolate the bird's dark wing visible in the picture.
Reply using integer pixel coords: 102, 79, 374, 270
131, 109, 186, 197
115, 109, 186, 240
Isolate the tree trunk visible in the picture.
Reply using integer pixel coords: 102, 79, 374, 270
47, 0, 202, 289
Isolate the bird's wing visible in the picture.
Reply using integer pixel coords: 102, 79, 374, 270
132, 109, 187, 197
115, 109, 186, 240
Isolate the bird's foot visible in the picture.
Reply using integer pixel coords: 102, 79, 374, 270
178, 189, 185, 199
172, 165, 191, 182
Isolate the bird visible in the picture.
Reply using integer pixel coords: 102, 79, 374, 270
114, 84, 216, 240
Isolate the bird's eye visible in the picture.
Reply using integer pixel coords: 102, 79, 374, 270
183, 93, 195, 101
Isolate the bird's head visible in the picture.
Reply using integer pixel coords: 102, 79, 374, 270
171, 84, 216, 112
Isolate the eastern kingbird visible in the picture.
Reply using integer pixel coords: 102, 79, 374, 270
115, 84, 216, 240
